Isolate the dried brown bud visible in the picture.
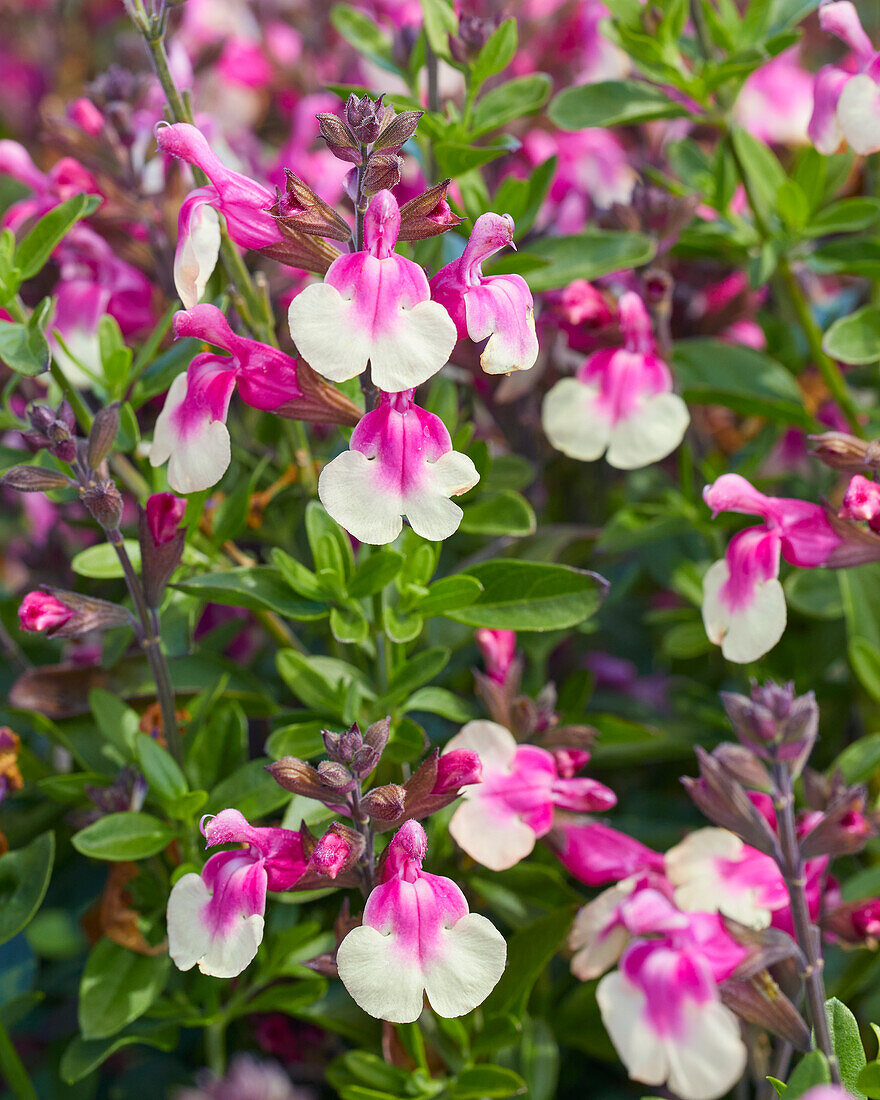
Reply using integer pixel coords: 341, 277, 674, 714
809, 432, 880, 472
315, 113, 361, 164
317, 760, 355, 790
1, 465, 76, 492
269, 170, 352, 242
361, 783, 407, 821
374, 110, 423, 152
362, 153, 403, 196
86, 404, 120, 470
265, 757, 327, 799
398, 179, 463, 241
81, 479, 124, 529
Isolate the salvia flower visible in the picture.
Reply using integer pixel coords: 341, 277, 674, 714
550, 819, 665, 886
19, 591, 74, 633
840, 473, 880, 531
809, 1, 880, 156
167, 809, 311, 978
542, 292, 689, 469
318, 388, 479, 544
430, 212, 539, 375
335, 820, 507, 1022
701, 473, 841, 662
289, 189, 457, 392
444, 720, 616, 871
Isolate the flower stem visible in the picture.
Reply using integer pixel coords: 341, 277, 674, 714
0, 1019, 37, 1100
772, 763, 841, 1084
204, 1019, 227, 1078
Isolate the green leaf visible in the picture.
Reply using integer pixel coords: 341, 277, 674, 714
822, 305, 880, 365
330, 4, 396, 71
98, 314, 133, 396
451, 1066, 527, 1099
460, 490, 536, 537
306, 501, 354, 578
266, 720, 326, 761
0, 832, 55, 946
381, 646, 450, 706
784, 570, 843, 620
830, 732, 880, 784
78, 938, 170, 1040
136, 734, 187, 803
418, 574, 483, 615
784, 1050, 831, 1096
15, 193, 100, 280
730, 126, 787, 224
404, 686, 476, 722
60, 1021, 179, 1084
672, 339, 813, 427
472, 18, 517, 86
175, 567, 328, 620
806, 197, 880, 237
841, 566, 880, 700
208, 758, 290, 819
471, 74, 552, 134
434, 141, 513, 176
490, 231, 656, 292
383, 602, 423, 643
89, 688, 139, 760
0, 317, 50, 376
72, 811, 176, 861
810, 239, 880, 279
448, 561, 606, 631
330, 604, 370, 645
825, 997, 867, 1098
186, 700, 248, 792
272, 548, 328, 601
277, 650, 361, 716
858, 1062, 880, 1099
421, 0, 457, 58
550, 80, 689, 129
484, 906, 576, 1016
347, 550, 404, 599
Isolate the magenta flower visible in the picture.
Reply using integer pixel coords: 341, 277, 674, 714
475, 628, 517, 686
443, 720, 616, 871
551, 819, 665, 886
18, 591, 74, 634
701, 474, 841, 662
289, 189, 456, 392
318, 389, 478, 544
431, 212, 538, 375
166, 809, 310, 978
542, 292, 689, 469
432, 749, 483, 794
145, 492, 187, 547
809, 1, 880, 155
335, 820, 506, 1022
840, 473, 880, 531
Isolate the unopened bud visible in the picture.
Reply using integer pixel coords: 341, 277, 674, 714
840, 474, 880, 532
374, 110, 423, 152
361, 783, 407, 821
719, 974, 811, 1051
721, 682, 818, 767
351, 744, 380, 777
18, 591, 73, 634
449, 14, 501, 64
268, 170, 352, 241
265, 757, 325, 798
311, 823, 364, 878
81, 479, 124, 529
711, 742, 772, 792
362, 153, 403, 196
398, 179, 463, 241
683, 747, 780, 858
86, 403, 120, 469
315, 112, 361, 164
809, 432, 880, 472
24, 402, 78, 463
363, 716, 391, 756
823, 897, 880, 945
800, 785, 879, 859
1, 465, 76, 492
145, 492, 186, 548
345, 93, 391, 144
138, 496, 186, 608
19, 587, 132, 638
317, 760, 355, 790
433, 750, 483, 794
552, 747, 591, 778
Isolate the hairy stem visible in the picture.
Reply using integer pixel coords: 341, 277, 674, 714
772, 764, 841, 1084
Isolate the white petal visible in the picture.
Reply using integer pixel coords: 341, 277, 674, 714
665, 1001, 747, 1100
666, 829, 771, 930
445, 721, 518, 772
838, 73, 880, 155
369, 301, 457, 392
150, 373, 232, 494
167, 873, 212, 973
569, 881, 635, 981
176, 204, 220, 309
288, 284, 372, 383
448, 796, 537, 871
336, 924, 427, 1023
542, 378, 610, 462
402, 451, 479, 542
606, 392, 690, 470
701, 559, 787, 664
198, 913, 265, 979
423, 913, 507, 1018
318, 450, 404, 546
480, 310, 539, 375
597, 971, 668, 1088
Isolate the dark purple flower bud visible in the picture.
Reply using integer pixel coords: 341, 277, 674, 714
350, 744, 380, 778
449, 14, 502, 64
362, 153, 403, 196
315, 112, 361, 164
268, 170, 352, 241
24, 402, 78, 463
80, 478, 124, 529
721, 681, 818, 766
145, 493, 186, 548
711, 742, 773, 792
1, 465, 76, 492
337, 724, 363, 762
345, 93, 392, 145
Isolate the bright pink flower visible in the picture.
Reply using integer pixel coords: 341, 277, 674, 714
432, 750, 483, 795
543, 292, 689, 469
552, 748, 592, 777
216, 39, 274, 89
309, 831, 352, 880
848, 897, 880, 938
431, 212, 538, 375
289, 190, 456, 392
551, 819, 665, 886
167, 809, 309, 978
444, 721, 616, 871
809, 1, 880, 155
18, 591, 73, 634
702, 473, 841, 662
145, 493, 187, 547
318, 389, 478, 544
68, 97, 104, 136
335, 820, 506, 1022
475, 628, 517, 686
734, 48, 814, 145
552, 279, 615, 328
840, 473, 880, 532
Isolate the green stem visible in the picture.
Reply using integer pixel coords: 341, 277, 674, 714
286, 420, 317, 496
204, 1020, 227, 1078
0, 1019, 37, 1100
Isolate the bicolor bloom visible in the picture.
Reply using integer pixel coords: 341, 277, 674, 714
335, 820, 506, 1023
167, 809, 309, 978
430, 212, 539, 375
289, 190, 456, 392
597, 933, 747, 1100
542, 292, 689, 469
151, 304, 302, 493
18, 591, 73, 633
809, 1, 880, 155
318, 389, 479, 544
443, 721, 616, 871
550, 819, 665, 886
664, 827, 788, 929
701, 474, 841, 663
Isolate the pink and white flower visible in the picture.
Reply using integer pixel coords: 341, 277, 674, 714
167, 809, 310, 978
808, 1, 880, 155
150, 304, 302, 493
444, 720, 616, 871
317, 389, 479, 544
701, 474, 841, 663
289, 190, 456, 392
664, 827, 788, 929
335, 820, 506, 1022
542, 292, 689, 469
430, 212, 539, 375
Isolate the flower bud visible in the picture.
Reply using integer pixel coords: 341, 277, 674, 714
350, 744, 380, 778
840, 474, 880, 532
361, 153, 403, 196
18, 588, 132, 638
809, 432, 880, 472
138, 496, 186, 608
1, 465, 76, 492
311, 823, 364, 879
269, 169, 352, 241
721, 682, 818, 766
345, 93, 391, 145
800, 785, 879, 859
552, 747, 591, 778
265, 757, 327, 799
24, 402, 78, 463
397, 179, 463, 241
374, 109, 423, 152
19, 591, 73, 634
475, 628, 517, 686
823, 897, 880, 944
315, 112, 361, 164
80, 478, 124, 529
711, 742, 772, 792
145, 492, 186, 548
449, 14, 501, 63
68, 97, 105, 136
360, 783, 407, 821
317, 760, 356, 790
719, 974, 811, 1051
682, 746, 780, 858
432, 749, 482, 794
86, 403, 120, 470
363, 716, 391, 757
